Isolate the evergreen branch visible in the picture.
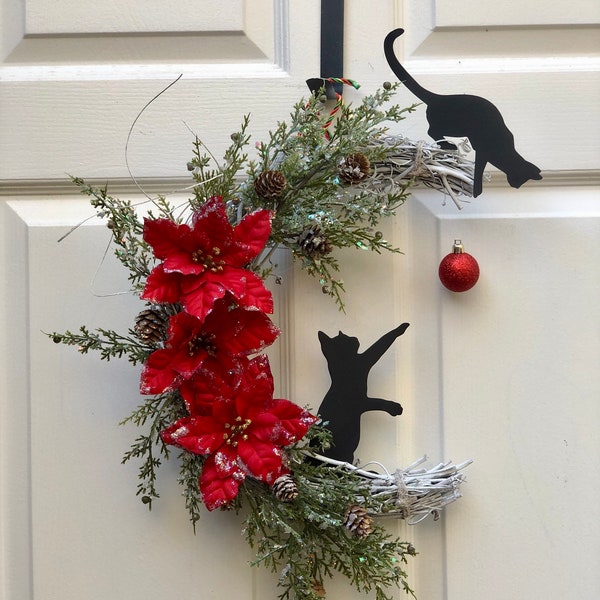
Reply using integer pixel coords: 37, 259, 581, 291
48, 326, 151, 365
178, 451, 206, 531
70, 176, 156, 290
120, 391, 186, 508
240, 427, 416, 599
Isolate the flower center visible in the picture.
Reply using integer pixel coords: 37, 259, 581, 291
191, 246, 225, 272
187, 332, 217, 357
222, 416, 252, 448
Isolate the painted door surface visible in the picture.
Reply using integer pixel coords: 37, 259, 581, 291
1, 1, 599, 599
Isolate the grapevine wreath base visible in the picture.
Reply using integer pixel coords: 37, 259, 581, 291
50, 81, 473, 600
313, 454, 473, 525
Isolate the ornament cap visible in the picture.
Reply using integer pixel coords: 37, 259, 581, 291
452, 239, 464, 253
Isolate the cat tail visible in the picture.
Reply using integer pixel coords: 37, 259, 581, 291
384, 28, 437, 104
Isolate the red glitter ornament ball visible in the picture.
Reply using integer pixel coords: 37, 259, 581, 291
439, 240, 480, 292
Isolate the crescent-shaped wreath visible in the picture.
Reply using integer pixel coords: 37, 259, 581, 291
50, 81, 473, 600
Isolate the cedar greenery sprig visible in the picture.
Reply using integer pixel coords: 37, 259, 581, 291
119, 391, 187, 508
186, 83, 416, 308
50, 325, 152, 365
240, 426, 417, 600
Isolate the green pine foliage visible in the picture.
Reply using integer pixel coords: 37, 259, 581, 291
242, 427, 417, 599
188, 83, 416, 307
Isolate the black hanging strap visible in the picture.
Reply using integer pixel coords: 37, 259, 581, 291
307, 0, 345, 98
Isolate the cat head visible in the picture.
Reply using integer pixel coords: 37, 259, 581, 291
318, 330, 360, 356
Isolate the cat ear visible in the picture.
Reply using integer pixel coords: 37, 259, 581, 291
318, 331, 330, 345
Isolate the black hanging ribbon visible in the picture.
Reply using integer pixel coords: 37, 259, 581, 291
306, 0, 345, 98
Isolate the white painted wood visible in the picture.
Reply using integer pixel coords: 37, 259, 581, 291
401, 186, 600, 600
26, 0, 244, 34
396, 1, 600, 175
0, 0, 321, 181
0, 200, 33, 600
435, 0, 600, 27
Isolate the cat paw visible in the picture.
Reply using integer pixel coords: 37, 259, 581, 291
394, 323, 410, 336
390, 403, 403, 416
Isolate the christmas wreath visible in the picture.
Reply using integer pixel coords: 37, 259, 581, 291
50, 81, 472, 599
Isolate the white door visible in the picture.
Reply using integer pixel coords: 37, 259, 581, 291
1, 1, 599, 599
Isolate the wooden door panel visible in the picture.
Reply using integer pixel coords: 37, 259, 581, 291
3, 198, 265, 599
404, 186, 600, 600
0, 1, 320, 181
434, 0, 600, 27
26, 0, 244, 33
397, 0, 600, 174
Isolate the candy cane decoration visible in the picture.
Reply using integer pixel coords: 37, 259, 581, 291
321, 78, 360, 140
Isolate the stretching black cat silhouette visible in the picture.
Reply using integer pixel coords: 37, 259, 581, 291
384, 28, 542, 197
316, 323, 409, 464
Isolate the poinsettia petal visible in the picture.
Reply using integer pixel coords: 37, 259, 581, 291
140, 348, 180, 395
210, 398, 237, 424
143, 218, 201, 274
165, 311, 202, 347
190, 197, 234, 256
228, 209, 272, 264
160, 416, 224, 454
143, 218, 186, 258
211, 446, 242, 477
210, 266, 252, 298
236, 271, 274, 314
268, 399, 318, 445
180, 369, 236, 415
200, 453, 245, 511
179, 266, 252, 322
170, 346, 208, 379
164, 312, 210, 376
237, 439, 283, 484
208, 304, 280, 356
140, 312, 209, 394
247, 411, 280, 441
180, 277, 228, 322
234, 355, 274, 414
141, 264, 182, 304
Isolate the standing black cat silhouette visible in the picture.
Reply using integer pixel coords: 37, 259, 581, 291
384, 28, 542, 197
316, 323, 409, 464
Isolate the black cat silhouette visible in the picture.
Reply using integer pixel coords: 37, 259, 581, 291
316, 323, 409, 464
384, 28, 542, 197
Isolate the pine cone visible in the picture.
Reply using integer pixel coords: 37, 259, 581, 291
254, 169, 287, 200
272, 474, 299, 502
343, 504, 374, 538
311, 580, 326, 598
297, 226, 333, 258
134, 308, 168, 344
338, 152, 370, 184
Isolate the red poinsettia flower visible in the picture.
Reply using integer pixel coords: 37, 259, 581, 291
140, 301, 279, 395
178, 359, 245, 416
161, 356, 318, 510
142, 196, 273, 321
